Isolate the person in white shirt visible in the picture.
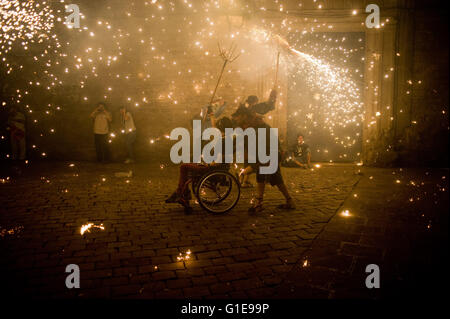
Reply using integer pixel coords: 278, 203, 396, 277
90, 102, 112, 162
120, 106, 136, 163
7, 106, 26, 161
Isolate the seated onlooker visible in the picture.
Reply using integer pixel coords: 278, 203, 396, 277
288, 133, 311, 168
165, 116, 233, 214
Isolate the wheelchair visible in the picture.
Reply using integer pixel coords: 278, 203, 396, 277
182, 163, 241, 214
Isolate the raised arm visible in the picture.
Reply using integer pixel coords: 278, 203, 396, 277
213, 100, 227, 118
210, 114, 216, 128
250, 89, 277, 115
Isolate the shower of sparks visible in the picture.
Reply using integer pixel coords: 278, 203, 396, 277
287, 47, 364, 130
249, 27, 364, 160
1, 0, 438, 164
0, 0, 55, 50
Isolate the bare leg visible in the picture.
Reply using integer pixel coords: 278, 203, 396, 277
240, 166, 253, 186
249, 182, 265, 213
256, 182, 265, 200
276, 183, 292, 201
293, 160, 305, 168
166, 164, 196, 203
276, 183, 296, 209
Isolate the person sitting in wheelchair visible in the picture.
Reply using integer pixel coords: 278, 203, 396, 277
165, 116, 233, 211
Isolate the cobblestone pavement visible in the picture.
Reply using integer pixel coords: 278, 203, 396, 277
274, 166, 449, 299
0, 162, 447, 299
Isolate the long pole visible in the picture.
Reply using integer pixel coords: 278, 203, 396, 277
203, 60, 228, 123
210, 60, 228, 105
274, 51, 280, 89
274, 51, 280, 128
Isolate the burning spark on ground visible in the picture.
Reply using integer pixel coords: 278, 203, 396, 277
340, 209, 351, 217
0, 225, 24, 238
177, 249, 192, 261
80, 223, 104, 235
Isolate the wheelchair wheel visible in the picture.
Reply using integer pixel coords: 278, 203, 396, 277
196, 170, 240, 214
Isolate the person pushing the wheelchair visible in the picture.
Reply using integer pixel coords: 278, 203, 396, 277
231, 105, 296, 214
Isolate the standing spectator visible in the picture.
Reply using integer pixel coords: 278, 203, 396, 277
165, 116, 233, 214
120, 106, 136, 164
90, 102, 112, 162
7, 106, 26, 161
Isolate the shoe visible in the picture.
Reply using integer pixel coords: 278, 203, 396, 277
184, 188, 192, 201
177, 197, 191, 209
165, 191, 179, 203
241, 182, 253, 188
248, 204, 263, 214
277, 200, 296, 210
248, 199, 263, 214
184, 206, 193, 215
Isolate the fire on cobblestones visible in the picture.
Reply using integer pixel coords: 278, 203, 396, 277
176, 250, 192, 262
80, 222, 105, 235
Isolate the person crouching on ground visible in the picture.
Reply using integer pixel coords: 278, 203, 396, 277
231, 105, 296, 214
120, 106, 137, 164
286, 133, 311, 169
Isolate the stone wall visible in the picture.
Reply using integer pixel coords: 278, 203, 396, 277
362, 0, 449, 167
399, 1, 449, 167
